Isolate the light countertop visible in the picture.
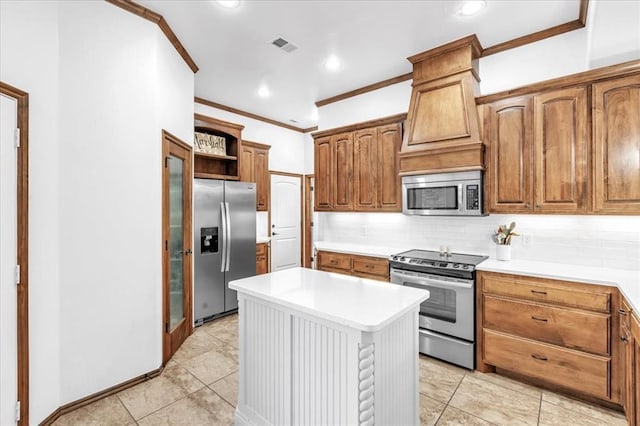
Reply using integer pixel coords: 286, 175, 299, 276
477, 259, 640, 313
314, 241, 409, 258
314, 241, 640, 313
256, 236, 270, 244
229, 267, 430, 332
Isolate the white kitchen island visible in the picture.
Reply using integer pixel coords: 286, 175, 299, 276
229, 267, 430, 426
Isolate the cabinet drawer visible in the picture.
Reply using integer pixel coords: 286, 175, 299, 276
483, 329, 610, 399
483, 295, 610, 355
352, 257, 388, 278
318, 252, 351, 271
353, 271, 389, 282
482, 274, 610, 313
256, 243, 267, 257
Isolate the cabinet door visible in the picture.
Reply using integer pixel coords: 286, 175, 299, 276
487, 97, 534, 212
593, 74, 640, 214
255, 148, 269, 211
533, 87, 588, 212
622, 323, 636, 423
353, 128, 377, 210
333, 132, 354, 210
377, 123, 402, 211
314, 136, 333, 210
239, 145, 254, 183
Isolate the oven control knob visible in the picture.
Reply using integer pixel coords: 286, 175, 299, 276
453, 263, 460, 268
399, 257, 406, 261
391, 256, 398, 261
462, 265, 470, 269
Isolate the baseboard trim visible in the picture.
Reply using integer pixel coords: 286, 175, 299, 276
39, 365, 164, 425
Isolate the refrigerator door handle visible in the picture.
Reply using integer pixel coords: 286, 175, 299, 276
225, 201, 231, 272
220, 202, 227, 273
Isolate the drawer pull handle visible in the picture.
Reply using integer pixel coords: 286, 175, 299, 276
618, 309, 628, 316
330, 260, 336, 264
531, 316, 548, 322
531, 354, 548, 361
621, 336, 629, 342
530, 290, 547, 295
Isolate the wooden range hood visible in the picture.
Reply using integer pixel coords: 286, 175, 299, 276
399, 35, 484, 175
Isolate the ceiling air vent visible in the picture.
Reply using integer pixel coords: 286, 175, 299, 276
272, 37, 298, 53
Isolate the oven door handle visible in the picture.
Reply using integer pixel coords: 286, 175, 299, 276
391, 270, 473, 290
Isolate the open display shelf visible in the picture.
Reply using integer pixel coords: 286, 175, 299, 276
194, 113, 244, 180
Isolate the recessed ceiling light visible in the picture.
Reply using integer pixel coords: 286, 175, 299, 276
257, 85, 270, 98
310, 108, 319, 121
325, 55, 340, 72
216, 0, 240, 8
458, 0, 486, 16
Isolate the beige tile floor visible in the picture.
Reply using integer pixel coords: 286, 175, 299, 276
54, 313, 627, 425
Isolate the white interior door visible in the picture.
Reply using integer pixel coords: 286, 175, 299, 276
271, 174, 301, 271
0, 94, 18, 426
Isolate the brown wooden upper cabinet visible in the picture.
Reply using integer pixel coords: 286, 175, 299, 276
593, 74, 640, 214
313, 115, 404, 212
239, 140, 270, 211
485, 87, 588, 214
486, 96, 534, 212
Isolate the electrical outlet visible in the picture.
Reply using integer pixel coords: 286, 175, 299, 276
523, 234, 533, 247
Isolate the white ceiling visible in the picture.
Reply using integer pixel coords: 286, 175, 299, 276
138, 0, 580, 129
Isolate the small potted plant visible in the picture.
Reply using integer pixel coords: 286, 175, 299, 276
494, 222, 519, 261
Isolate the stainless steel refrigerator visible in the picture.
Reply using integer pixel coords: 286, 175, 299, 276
194, 179, 256, 324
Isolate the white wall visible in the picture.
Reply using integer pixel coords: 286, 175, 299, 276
0, 1, 62, 422
1, 1, 194, 421
194, 103, 307, 174
318, 213, 640, 271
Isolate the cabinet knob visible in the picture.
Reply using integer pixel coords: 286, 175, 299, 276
535, 204, 541, 208
621, 335, 629, 342
524, 204, 530, 209
618, 309, 628, 316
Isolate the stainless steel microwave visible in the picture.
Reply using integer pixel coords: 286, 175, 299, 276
402, 171, 484, 216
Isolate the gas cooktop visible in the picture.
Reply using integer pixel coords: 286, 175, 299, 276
389, 249, 488, 272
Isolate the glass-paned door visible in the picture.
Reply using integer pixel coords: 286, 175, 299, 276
162, 131, 192, 363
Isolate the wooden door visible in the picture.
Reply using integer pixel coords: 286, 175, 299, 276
353, 128, 377, 210
255, 147, 269, 211
239, 144, 254, 183
377, 122, 402, 211
162, 131, 193, 364
314, 136, 332, 210
1, 83, 29, 426
533, 87, 588, 213
333, 132, 354, 210
487, 96, 534, 213
593, 74, 640, 214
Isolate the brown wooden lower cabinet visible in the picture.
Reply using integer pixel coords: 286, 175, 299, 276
620, 297, 640, 425
317, 250, 389, 282
256, 243, 268, 275
477, 271, 622, 408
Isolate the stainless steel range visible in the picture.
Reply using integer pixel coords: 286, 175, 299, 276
389, 249, 487, 369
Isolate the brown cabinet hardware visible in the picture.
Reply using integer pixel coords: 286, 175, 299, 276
531, 354, 548, 361
621, 335, 629, 343
530, 290, 547, 295
619, 309, 628, 316
531, 316, 548, 322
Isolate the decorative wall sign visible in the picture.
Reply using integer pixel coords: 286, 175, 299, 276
194, 132, 227, 155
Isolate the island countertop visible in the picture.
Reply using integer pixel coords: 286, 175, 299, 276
229, 267, 429, 332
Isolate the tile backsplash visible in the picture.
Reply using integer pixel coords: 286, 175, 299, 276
317, 213, 640, 271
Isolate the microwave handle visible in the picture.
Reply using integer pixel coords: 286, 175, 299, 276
458, 183, 464, 211
391, 269, 473, 289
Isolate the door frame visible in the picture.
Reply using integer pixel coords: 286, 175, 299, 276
269, 171, 304, 266
304, 175, 314, 268
161, 130, 193, 364
0, 81, 29, 426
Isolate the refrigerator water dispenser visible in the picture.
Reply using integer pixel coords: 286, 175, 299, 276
200, 227, 218, 254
